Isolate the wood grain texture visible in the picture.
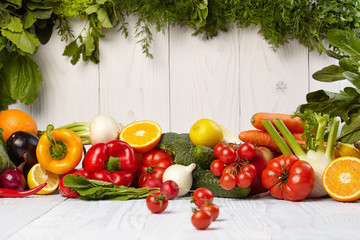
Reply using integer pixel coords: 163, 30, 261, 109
99, 16, 170, 132
239, 27, 309, 133
169, 26, 241, 134
4, 196, 360, 240
12, 19, 99, 131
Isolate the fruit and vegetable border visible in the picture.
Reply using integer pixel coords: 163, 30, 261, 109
1, 0, 360, 111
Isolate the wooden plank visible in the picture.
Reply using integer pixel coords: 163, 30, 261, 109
7, 196, 360, 239
169, 26, 241, 134
239, 27, 309, 133
98, 17, 170, 132
0, 195, 66, 239
12, 19, 99, 131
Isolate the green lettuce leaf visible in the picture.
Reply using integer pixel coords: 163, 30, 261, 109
2, 53, 42, 106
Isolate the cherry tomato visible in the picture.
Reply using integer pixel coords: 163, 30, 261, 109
210, 159, 225, 177
59, 169, 90, 198
222, 165, 236, 175
191, 210, 212, 230
146, 192, 169, 214
220, 173, 236, 190
192, 188, 214, 208
160, 180, 179, 200
138, 150, 173, 188
200, 203, 220, 221
218, 146, 237, 165
241, 164, 257, 178
236, 171, 252, 188
238, 142, 256, 160
213, 143, 226, 158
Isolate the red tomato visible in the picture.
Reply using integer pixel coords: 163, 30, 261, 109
191, 210, 212, 230
222, 165, 236, 175
210, 159, 225, 177
213, 143, 226, 158
200, 203, 220, 221
218, 146, 237, 165
241, 164, 257, 178
138, 150, 173, 187
236, 171, 252, 188
143, 178, 162, 190
261, 155, 315, 201
59, 169, 90, 198
220, 173, 236, 190
146, 192, 169, 214
238, 142, 256, 160
192, 188, 214, 208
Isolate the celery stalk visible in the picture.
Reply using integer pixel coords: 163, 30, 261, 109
261, 120, 293, 155
273, 119, 306, 158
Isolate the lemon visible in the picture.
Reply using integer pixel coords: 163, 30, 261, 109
190, 119, 224, 148
27, 163, 60, 195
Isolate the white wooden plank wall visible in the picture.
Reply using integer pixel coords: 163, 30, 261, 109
13, 18, 348, 135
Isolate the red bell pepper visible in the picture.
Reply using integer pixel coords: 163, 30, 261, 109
82, 140, 138, 187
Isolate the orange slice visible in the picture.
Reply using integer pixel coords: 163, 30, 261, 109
323, 156, 360, 202
119, 120, 162, 153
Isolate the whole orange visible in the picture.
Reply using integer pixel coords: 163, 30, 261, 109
0, 109, 38, 142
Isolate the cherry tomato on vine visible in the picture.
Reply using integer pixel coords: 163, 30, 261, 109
191, 209, 212, 230
222, 165, 236, 175
213, 143, 227, 158
192, 188, 214, 208
236, 171, 252, 188
200, 203, 220, 221
220, 173, 236, 190
241, 164, 257, 178
218, 146, 237, 165
238, 142, 256, 160
210, 159, 225, 177
146, 192, 169, 214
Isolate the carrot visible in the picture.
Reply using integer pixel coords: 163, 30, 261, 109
251, 112, 304, 133
239, 130, 281, 152
292, 132, 305, 141
239, 130, 306, 153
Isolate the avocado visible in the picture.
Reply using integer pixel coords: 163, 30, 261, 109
192, 169, 250, 198
193, 145, 216, 169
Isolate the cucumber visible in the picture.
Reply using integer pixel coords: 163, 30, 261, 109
193, 145, 216, 170
192, 169, 250, 198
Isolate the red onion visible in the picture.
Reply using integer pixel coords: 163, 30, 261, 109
0, 160, 26, 190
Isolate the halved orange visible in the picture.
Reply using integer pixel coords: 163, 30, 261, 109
119, 120, 162, 153
323, 156, 360, 202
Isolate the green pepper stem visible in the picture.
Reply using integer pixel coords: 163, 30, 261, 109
46, 125, 62, 155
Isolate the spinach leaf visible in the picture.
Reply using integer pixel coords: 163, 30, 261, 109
337, 111, 360, 143
63, 175, 151, 200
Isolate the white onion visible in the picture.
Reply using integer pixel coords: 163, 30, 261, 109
162, 163, 196, 197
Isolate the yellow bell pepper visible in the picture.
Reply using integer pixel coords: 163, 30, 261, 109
36, 125, 83, 174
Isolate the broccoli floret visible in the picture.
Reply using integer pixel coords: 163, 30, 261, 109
157, 132, 195, 166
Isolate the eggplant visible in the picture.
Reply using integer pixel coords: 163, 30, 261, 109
6, 131, 39, 176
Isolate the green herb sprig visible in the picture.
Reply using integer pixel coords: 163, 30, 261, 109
1, 0, 360, 111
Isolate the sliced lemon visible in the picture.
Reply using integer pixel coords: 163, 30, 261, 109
27, 163, 60, 195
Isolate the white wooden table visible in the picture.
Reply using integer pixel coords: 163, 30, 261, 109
1, 193, 358, 240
